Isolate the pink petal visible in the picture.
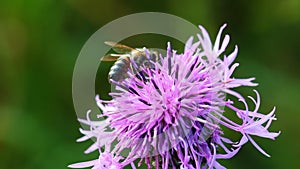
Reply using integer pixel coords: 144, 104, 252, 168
68, 159, 98, 168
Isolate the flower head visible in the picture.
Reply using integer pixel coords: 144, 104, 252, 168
69, 24, 280, 169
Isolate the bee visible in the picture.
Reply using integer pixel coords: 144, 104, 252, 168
102, 41, 159, 83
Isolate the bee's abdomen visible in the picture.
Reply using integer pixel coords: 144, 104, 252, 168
109, 57, 131, 82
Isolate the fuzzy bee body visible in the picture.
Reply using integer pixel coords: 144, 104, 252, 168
102, 41, 158, 82
108, 55, 131, 82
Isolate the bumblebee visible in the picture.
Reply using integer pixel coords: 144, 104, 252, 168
102, 41, 158, 82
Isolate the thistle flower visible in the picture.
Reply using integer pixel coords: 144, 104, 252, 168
69, 24, 280, 169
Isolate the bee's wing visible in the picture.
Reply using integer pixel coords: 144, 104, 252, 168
105, 41, 138, 54
101, 54, 130, 61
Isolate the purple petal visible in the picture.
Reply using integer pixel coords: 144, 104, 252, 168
68, 159, 98, 168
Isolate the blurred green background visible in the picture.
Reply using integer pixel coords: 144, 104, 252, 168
0, 0, 299, 168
